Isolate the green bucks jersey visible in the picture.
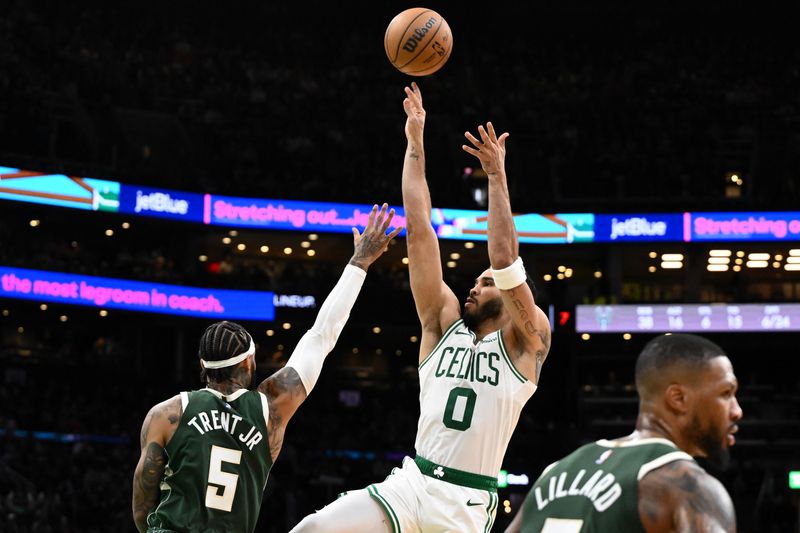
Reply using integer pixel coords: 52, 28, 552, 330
520, 438, 693, 533
147, 388, 272, 533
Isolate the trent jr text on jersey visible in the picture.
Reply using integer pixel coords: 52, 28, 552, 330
186, 408, 264, 450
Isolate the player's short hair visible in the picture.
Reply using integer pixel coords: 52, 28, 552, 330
635, 333, 726, 392
198, 321, 253, 383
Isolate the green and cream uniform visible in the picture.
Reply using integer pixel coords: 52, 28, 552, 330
519, 438, 694, 533
147, 388, 272, 533
367, 318, 537, 533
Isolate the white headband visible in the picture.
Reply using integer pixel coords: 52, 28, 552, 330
201, 339, 255, 369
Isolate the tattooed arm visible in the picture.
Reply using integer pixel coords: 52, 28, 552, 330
639, 460, 736, 533
463, 122, 551, 383
258, 367, 306, 463
402, 83, 462, 363
132, 395, 181, 533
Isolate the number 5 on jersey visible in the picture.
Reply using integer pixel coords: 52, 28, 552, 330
206, 445, 242, 512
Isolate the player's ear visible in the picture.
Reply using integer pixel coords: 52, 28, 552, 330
664, 383, 690, 415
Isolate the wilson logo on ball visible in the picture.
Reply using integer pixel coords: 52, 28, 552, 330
402, 17, 437, 53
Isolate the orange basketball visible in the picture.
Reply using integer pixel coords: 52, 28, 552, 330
384, 8, 453, 76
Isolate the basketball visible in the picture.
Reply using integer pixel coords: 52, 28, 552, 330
384, 8, 453, 76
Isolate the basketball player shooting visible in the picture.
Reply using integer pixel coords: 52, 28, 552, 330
291, 83, 551, 532
132, 204, 401, 533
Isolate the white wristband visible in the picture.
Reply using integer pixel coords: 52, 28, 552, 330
491, 257, 527, 290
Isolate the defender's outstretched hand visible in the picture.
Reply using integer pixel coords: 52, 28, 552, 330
350, 203, 403, 270
462, 122, 509, 177
403, 82, 426, 144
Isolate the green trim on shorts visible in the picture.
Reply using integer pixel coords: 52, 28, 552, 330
484, 492, 498, 533
498, 328, 527, 383
414, 456, 498, 492
367, 484, 400, 533
418, 318, 463, 369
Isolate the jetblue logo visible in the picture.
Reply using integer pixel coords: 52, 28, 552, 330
610, 217, 667, 240
134, 190, 190, 215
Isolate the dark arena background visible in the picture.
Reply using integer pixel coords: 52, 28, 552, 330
1, 1, 799, 531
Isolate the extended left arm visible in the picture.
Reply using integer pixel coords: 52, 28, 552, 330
257, 204, 401, 460
463, 123, 551, 381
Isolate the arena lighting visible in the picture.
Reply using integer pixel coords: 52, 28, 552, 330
648, 251, 657, 258
260, 245, 269, 253
410, 336, 418, 343
308, 233, 319, 241
787, 257, 800, 264
748, 253, 770, 261
282, 323, 291, 330
648, 266, 657, 273
99, 310, 108, 317
773, 262, 781, 269
564, 269, 573, 278
594, 271, 602, 278
464, 242, 475, 249
557, 273, 565, 280
121, 222, 130, 229
39, 303, 47, 311
266, 329, 274, 336
300, 241, 311, 248
790, 471, 800, 489
372, 326, 381, 334
623, 333, 632, 340
401, 257, 409, 265
17, 326, 23, 334
785, 264, 800, 271
543, 274, 552, 281
709, 249, 732, 257
283, 247, 292, 255
447, 261, 457, 268
222, 237, 231, 244
733, 265, 742, 272
775, 254, 784, 261
104, 229, 114, 237
497, 470, 531, 488
736, 251, 745, 257
746, 260, 769, 268
707, 265, 729, 272
198, 255, 208, 262
307, 249, 316, 257
790, 249, 800, 256
236, 243, 246, 251
450, 252, 461, 260
581, 333, 590, 340
660, 261, 683, 269
661, 253, 684, 261
29, 219, 40, 227
708, 257, 730, 264
558, 265, 566, 272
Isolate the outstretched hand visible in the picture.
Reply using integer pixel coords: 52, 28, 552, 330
350, 203, 403, 270
462, 122, 509, 177
403, 82, 426, 144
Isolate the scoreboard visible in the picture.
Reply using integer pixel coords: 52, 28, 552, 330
576, 304, 798, 333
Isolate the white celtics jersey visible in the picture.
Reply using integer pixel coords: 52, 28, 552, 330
415, 318, 537, 477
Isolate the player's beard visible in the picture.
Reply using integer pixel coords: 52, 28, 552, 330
463, 296, 504, 331
687, 412, 731, 470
